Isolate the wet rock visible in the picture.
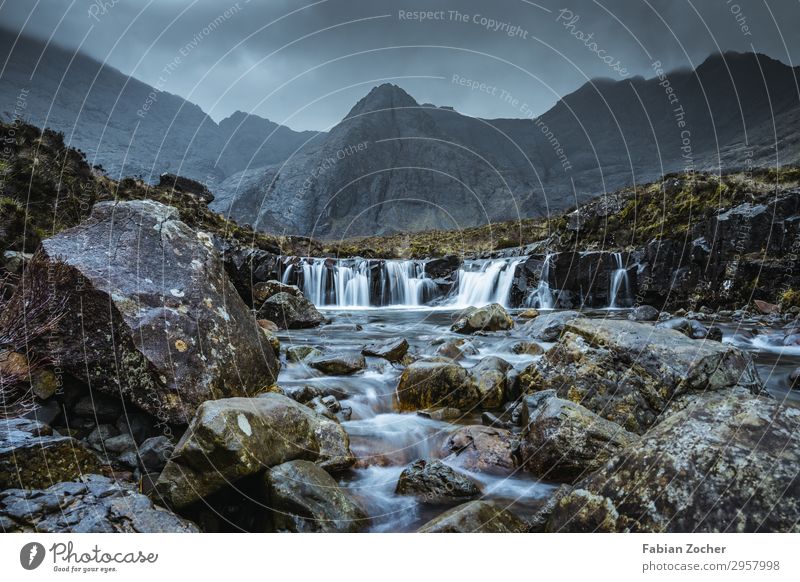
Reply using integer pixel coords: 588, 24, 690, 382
417, 500, 528, 533
258, 291, 324, 329
417, 407, 462, 421
265, 460, 368, 533
706, 325, 724, 342
155, 394, 355, 508
308, 353, 366, 375
511, 341, 544, 355
790, 367, 800, 390
434, 338, 479, 361
0, 418, 101, 490
362, 337, 409, 362
252, 280, 302, 304
444, 425, 518, 474
520, 310, 581, 342
424, 256, 461, 279
451, 303, 514, 334
520, 394, 637, 483
395, 361, 479, 411
20, 200, 279, 425
283, 384, 323, 403
521, 319, 763, 434
656, 317, 712, 339
0, 474, 198, 532
470, 356, 512, 409
286, 345, 324, 362
136, 436, 174, 472
308, 395, 352, 422
754, 299, 780, 314
628, 305, 659, 321
518, 309, 539, 319
396, 459, 481, 504
548, 391, 800, 532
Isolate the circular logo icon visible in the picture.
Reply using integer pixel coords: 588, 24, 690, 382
20, 542, 46, 570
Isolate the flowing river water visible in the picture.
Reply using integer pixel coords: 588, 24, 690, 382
275, 300, 800, 532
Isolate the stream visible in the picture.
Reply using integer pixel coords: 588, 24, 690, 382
276, 304, 800, 532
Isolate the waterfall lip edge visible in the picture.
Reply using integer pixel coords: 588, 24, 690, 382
281, 254, 639, 310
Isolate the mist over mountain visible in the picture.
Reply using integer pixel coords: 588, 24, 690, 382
2, 28, 798, 238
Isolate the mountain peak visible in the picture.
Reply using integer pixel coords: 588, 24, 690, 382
344, 83, 420, 119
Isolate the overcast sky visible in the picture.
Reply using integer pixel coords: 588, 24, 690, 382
1, 0, 798, 130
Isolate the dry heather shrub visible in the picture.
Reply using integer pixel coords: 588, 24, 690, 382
0, 252, 69, 417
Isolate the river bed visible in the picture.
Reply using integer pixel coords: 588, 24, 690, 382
276, 307, 800, 532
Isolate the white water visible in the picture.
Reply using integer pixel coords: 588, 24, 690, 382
450, 258, 523, 308
284, 253, 634, 309
285, 258, 437, 308
608, 252, 631, 308
526, 253, 556, 309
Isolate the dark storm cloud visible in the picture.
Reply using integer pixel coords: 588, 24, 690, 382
1, 0, 797, 130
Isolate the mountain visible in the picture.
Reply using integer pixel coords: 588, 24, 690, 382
214, 53, 800, 237
0, 28, 313, 184
2, 27, 798, 238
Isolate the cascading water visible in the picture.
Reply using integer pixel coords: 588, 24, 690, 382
284, 258, 438, 308
382, 261, 437, 306
450, 258, 523, 308
526, 253, 556, 309
608, 252, 631, 308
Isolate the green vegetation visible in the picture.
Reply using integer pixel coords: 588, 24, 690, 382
781, 288, 800, 309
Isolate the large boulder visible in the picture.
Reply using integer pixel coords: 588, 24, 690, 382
0, 419, 101, 490
395, 459, 481, 505
519, 319, 763, 434
451, 303, 513, 334
548, 391, 800, 532
18, 200, 279, 425
395, 357, 513, 412
395, 360, 479, 411
520, 393, 637, 482
0, 474, 198, 533
444, 425, 518, 474
258, 292, 324, 329
470, 356, 512, 409
154, 394, 355, 508
265, 460, 368, 533
417, 501, 527, 533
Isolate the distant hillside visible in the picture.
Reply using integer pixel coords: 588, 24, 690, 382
2, 27, 798, 238
0, 28, 316, 184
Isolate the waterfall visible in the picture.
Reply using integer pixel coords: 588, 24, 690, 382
450, 258, 523, 308
526, 253, 555, 309
286, 258, 439, 308
608, 252, 631, 308
382, 261, 436, 306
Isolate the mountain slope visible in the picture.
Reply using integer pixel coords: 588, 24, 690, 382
214, 53, 800, 237
2, 26, 798, 238
0, 28, 311, 184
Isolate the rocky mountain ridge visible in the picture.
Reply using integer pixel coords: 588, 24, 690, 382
3, 28, 799, 238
